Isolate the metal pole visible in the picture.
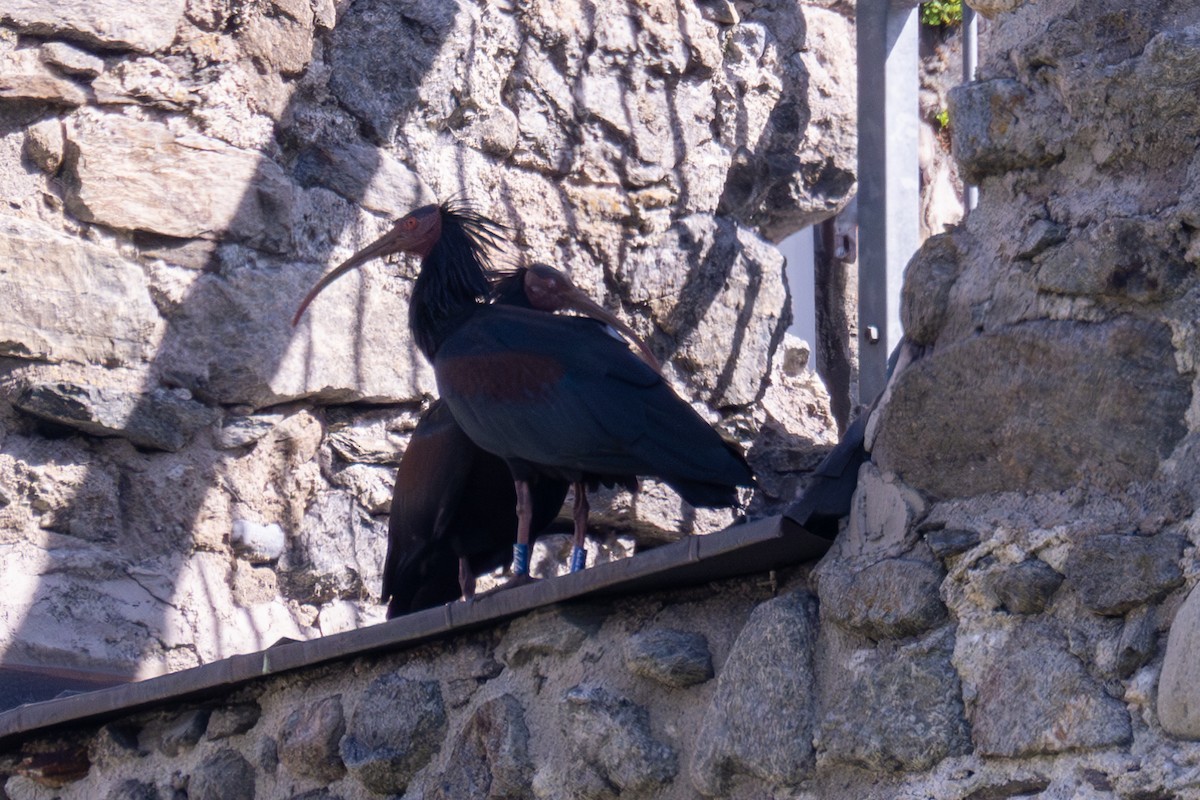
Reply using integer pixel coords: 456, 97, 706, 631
857, 0, 921, 404
962, 3, 979, 212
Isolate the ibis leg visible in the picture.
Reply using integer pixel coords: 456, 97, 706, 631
458, 557, 476, 602
507, 479, 534, 587
570, 482, 588, 573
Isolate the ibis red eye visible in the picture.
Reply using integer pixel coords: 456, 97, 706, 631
402, 217, 418, 230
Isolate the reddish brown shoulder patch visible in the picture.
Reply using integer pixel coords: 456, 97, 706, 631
439, 352, 566, 403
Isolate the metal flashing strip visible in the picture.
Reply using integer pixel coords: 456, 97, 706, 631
0, 515, 832, 747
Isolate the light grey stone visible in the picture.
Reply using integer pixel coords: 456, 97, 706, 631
874, 319, 1191, 499
157, 252, 434, 409
278, 695, 346, 782
38, 41, 103, 77
287, 491, 386, 603
291, 140, 432, 217
430, 694, 532, 800
1064, 533, 1185, 616
621, 215, 788, 407
972, 624, 1131, 757
818, 627, 970, 771
231, 520, 286, 564
0, 0, 185, 52
188, 749, 255, 800
63, 114, 295, 249
1116, 606, 1157, 679
900, 230, 966, 346
691, 591, 818, 795
0, 47, 87, 105
499, 605, 608, 668
89, 57, 193, 110
340, 675, 446, 795
236, 0, 315, 77
624, 629, 713, 688
563, 685, 677, 795
216, 414, 283, 450
328, 0, 457, 143
0, 215, 164, 367
1158, 582, 1200, 739
14, 382, 217, 452
23, 118, 64, 174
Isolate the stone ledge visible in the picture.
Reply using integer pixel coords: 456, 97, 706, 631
0, 515, 830, 748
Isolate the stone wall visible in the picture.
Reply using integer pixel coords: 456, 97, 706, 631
0, 0, 850, 679
8, 1, 1200, 799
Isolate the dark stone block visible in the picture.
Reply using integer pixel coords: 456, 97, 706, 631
984, 559, 1063, 615
925, 528, 981, 559
625, 629, 714, 688
972, 623, 1130, 757
819, 557, 947, 640
874, 318, 1191, 499
818, 627, 971, 771
278, 695, 346, 782
430, 694, 531, 800
1065, 533, 1185, 615
340, 675, 446, 795
106, 780, 159, 800
563, 685, 677, 795
691, 591, 818, 794
188, 749, 255, 800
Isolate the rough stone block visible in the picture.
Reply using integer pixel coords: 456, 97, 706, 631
278, 695, 346, 782
1035, 218, 1188, 303
63, 113, 295, 249
187, 749, 255, 800
106, 780, 160, 800
622, 215, 789, 407
818, 555, 947, 640
1158, 583, 1200, 738
982, 559, 1063, 615
23, 118, 65, 173
924, 528, 980, 559
1064, 533, 1185, 616
328, 0, 456, 143
499, 605, 608, 668
972, 624, 1131, 757
563, 685, 678, 795
0, 215, 164, 367
0, 47, 87, 105
205, 703, 261, 741
873, 318, 1191, 499
901, 231, 966, 346
340, 675, 446, 794
429, 694, 531, 800
690, 591, 818, 795
624, 629, 714, 688
1116, 606, 1157, 679
0, 0, 185, 52
817, 627, 971, 771
949, 78, 1060, 184
14, 382, 217, 453
156, 710, 210, 756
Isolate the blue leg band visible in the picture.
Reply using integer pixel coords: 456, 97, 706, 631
570, 546, 587, 573
512, 543, 530, 575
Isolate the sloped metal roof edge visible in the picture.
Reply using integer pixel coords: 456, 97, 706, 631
0, 514, 832, 747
